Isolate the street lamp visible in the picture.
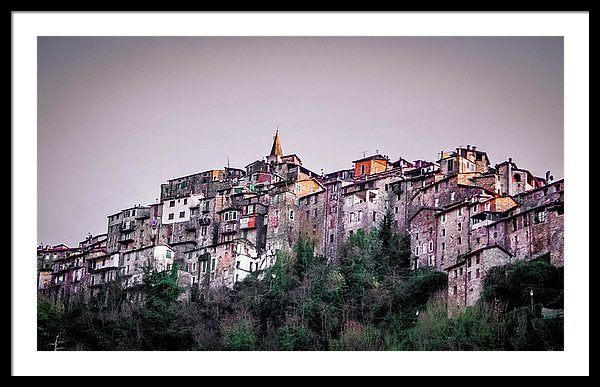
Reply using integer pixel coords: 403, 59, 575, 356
530, 289, 534, 314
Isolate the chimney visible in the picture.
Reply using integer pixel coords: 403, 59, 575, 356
508, 157, 512, 163
472, 146, 477, 151
467, 145, 471, 150
545, 170, 551, 184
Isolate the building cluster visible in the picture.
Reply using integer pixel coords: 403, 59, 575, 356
38, 130, 564, 311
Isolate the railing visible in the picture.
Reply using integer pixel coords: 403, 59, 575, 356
119, 222, 136, 232
220, 222, 239, 235
118, 234, 134, 243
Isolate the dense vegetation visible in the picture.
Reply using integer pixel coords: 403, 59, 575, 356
38, 214, 563, 351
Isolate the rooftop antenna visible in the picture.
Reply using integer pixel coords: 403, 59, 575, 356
227, 156, 230, 169
362, 150, 367, 158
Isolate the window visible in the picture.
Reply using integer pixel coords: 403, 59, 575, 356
434, 198, 439, 207
350, 212, 355, 222
457, 222, 462, 231
514, 174, 522, 183
330, 234, 334, 243
534, 209, 546, 223
179, 211, 185, 218
314, 209, 318, 217
429, 255, 434, 266
447, 159, 454, 171
395, 206, 399, 214
441, 214, 447, 223
435, 184, 439, 193
458, 207, 463, 217
442, 242, 446, 251
357, 210, 363, 221
314, 195, 318, 204
183, 198, 188, 205
485, 202, 490, 211
453, 285, 457, 295
459, 268, 463, 275
467, 271, 471, 281
428, 241, 434, 252
192, 262, 197, 272
168, 213, 174, 220
169, 201, 175, 207
467, 258, 472, 267
361, 165, 366, 175
289, 210, 294, 220
442, 229, 446, 237
415, 246, 420, 256
473, 205, 478, 213
450, 192, 456, 201
373, 211, 377, 222
476, 269, 480, 278
458, 236, 462, 245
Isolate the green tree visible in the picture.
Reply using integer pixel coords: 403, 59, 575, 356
37, 297, 64, 350
482, 259, 564, 311
222, 319, 256, 350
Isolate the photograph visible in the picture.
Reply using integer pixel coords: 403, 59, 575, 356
36, 35, 566, 351
12, 11, 589, 376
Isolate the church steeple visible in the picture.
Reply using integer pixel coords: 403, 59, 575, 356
270, 129, 283, 157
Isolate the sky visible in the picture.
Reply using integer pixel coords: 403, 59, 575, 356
38, 36, 564, 246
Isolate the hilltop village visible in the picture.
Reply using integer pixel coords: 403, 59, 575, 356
38, 130, 564, 312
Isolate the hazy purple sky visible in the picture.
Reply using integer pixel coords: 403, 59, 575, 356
38, 37, 563, 246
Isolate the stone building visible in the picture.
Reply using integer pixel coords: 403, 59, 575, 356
106, 205, 152, 254
495, 158, 546, 196
446, 245, 513, 315
38, 132, 564, 313
438, 145, 491, 176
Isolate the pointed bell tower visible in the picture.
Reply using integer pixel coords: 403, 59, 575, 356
267, 128, 283, 164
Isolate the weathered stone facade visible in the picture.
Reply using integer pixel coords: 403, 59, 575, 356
39, 134, 564, 311
446, 245, 513, 316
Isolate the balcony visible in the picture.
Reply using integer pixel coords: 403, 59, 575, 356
120, 221, 136, 233
118, 234, 134, 244
239, 215, 258, 230
220, 222, 239, 235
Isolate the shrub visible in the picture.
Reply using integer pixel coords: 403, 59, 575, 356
222, 320, 256, 351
